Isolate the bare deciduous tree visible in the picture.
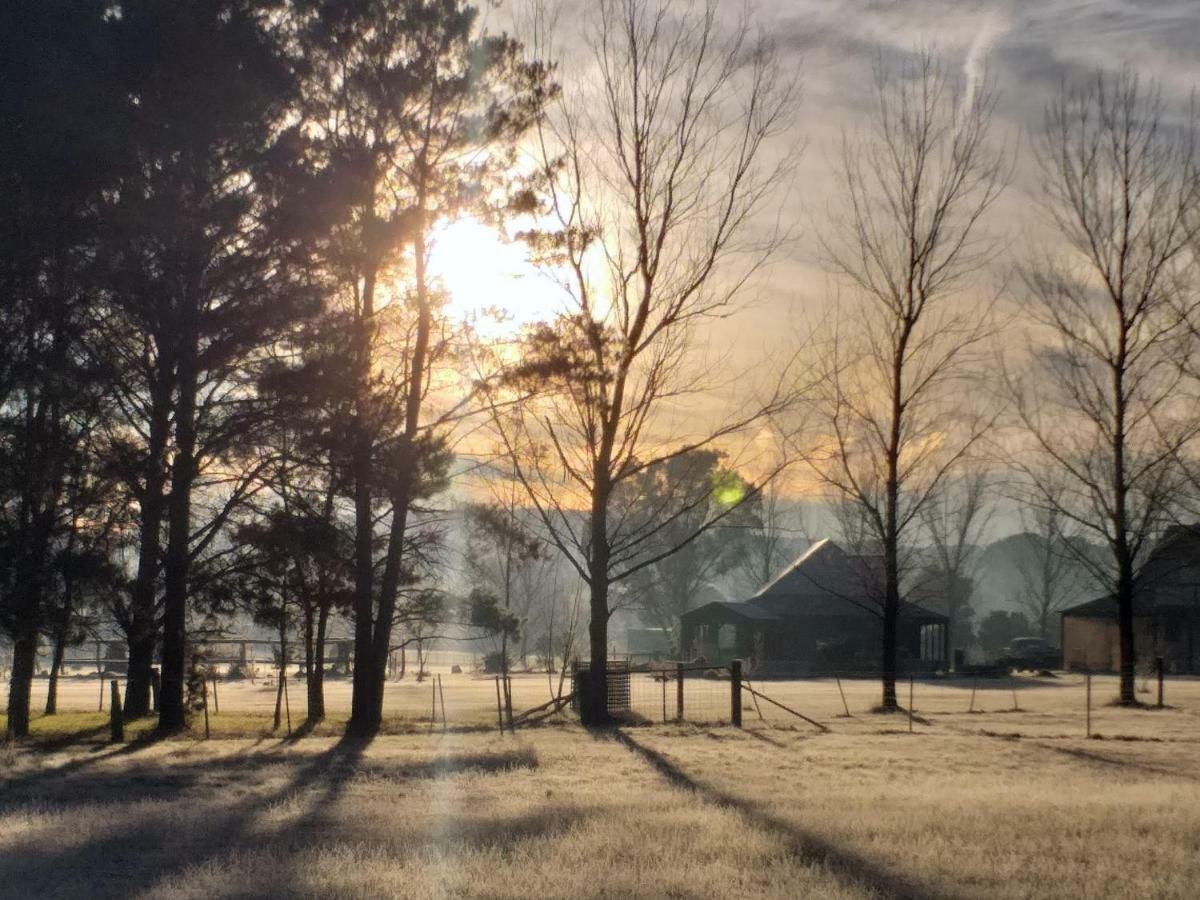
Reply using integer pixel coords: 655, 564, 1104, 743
1010, 70, 1200, 704
805, 51, 1007, 709
916, 466, 993, 655
489, 0, 799, 721
1009, 501, 1097, 642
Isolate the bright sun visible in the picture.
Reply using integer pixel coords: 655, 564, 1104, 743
427, 217, 562, 336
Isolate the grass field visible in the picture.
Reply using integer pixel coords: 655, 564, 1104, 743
3, 672, 1200, 898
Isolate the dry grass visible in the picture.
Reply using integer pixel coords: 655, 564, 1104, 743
3, 697, 1200, 899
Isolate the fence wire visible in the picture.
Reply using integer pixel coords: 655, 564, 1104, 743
7, 660, 1200, 741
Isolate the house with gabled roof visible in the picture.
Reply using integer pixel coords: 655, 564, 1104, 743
679, 539, 948, 675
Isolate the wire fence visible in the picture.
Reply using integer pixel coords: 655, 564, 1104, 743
7, 659, 1200, 742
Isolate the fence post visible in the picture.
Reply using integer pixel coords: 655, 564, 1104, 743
676, 662, 684, 722
109, 679, 124, 742
210, 673, 219, 714
730, 660, 743, 728
661, 672, 667, 723
1156, 656, 1164, 708
835, 674, 850, 717
1085, 670, 1092, 738
438, 674, 447, 732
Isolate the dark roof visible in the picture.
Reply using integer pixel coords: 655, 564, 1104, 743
682, 600, 780, 624
749, 539, 945, 622
1061, 595, 1121, 620
750, 539, 883, 613
1062, 592, 1196, 620
681, 539, 947, 625
1062, 523, 1200, 621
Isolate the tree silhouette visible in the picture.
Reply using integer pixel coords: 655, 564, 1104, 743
295, 0, 553, 733
806, 51, 1007, 709
1011, 70, 1200, 704
0, 0, 121, 737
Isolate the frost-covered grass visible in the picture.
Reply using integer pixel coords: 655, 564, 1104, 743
3, 709, 1200, 899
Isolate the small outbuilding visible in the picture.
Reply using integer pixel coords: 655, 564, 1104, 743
680, 539, 948, 675
1061, 525, 1200, 674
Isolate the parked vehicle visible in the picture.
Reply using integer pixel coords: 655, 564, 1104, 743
999, 637, 1059, 672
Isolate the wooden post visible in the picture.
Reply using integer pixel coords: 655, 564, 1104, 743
429, 678, 437, 734
908, 674, 914, 733
1010, 673, 1019, 711
494, 676, 504, 733
438, 674, 447, 732
661, 672, 667, 723
730, 660, 743, 728
201, 677, 210, 740
969, 675, 977, 713
835, 675, 850, 717
1085, 670, 1092, 738
210, 673, 219, 714
1156, 656, 1164, 708
109, 679, 124, 742
676, 662, 684, 722
98, 672, 105, 712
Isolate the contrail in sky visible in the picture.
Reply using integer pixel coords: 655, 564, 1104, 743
961, 7, 1009, 116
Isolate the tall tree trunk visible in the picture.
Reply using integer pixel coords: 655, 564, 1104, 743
5, 632, 38, 739
124, 390, 169, 718
44, 635, 66, 715
158, 346, 198, 734
308, 605, 328, 722
364, 209, 433, 731
1113, 335, 1136, 706
370, 495, 410, 726
881, 557, 899, 709
1116, 553, 1136, 704
303, 606, 315, 713
585, 478, 611, 725
880, 341, 905, 712
274, 618, 287, 731
586, 578, 610, 725
348, 264, 377, 735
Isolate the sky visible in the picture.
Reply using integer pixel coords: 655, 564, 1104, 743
729, 0, 1200, 343
457, 0, 1200, 335
437, 0, 1200, 528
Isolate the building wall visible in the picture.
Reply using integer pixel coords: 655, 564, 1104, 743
1063, 617, 1121, 671
1062, 616, 1189, 672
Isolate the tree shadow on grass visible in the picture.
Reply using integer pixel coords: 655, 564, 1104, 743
21, 723, 111, 753
608, 728, 965, 900
0, 734, 544, 900
1, 731, 164, 794
740, 727, 790, 749
1030, 740, 1200, 783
